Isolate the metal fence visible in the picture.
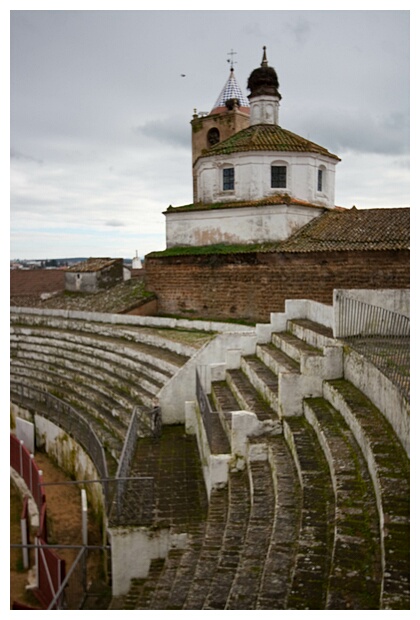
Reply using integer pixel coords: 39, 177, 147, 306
45, 546, 111, 610
10, 382, 110, 507
336, 295, 410, 399
109, 407, 156, 527
196, 369, 216, 447
11, 544, 111, 610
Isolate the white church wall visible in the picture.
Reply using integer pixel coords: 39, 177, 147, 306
194, 151, 337, 209
165, 202, 324, 248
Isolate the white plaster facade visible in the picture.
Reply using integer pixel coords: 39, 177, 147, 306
165, 201, 325, 248
194, 150, 337, 208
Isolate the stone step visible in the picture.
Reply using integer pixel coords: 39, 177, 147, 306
240, 355, 279, 412
283, 416, 335, 610
323, 379, 410, 610
10, 383, 121, 473
148, 548, 186, 609
11, 313, 205, 358
226, 369, 276, 422
257, 436, 302, 609
120, 559, 166, 609
202, 470, 251, 609
11, 322, 192, 366
11, 365, 132, 439
304, 397, 382, 609
183, 486, 229, 609
272, 330, 323, 365
11, 345, 159, 404
11, 337, 169, 404
226, 460, 276, 609
129, 426, 208, 530
11, 360, 140, 425
256, 342, 300, 376
155, 523, 207, 609
10, 328, 182, 379
288, 318, 336, 349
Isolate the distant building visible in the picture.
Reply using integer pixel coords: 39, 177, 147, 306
65, 257, 124, 293
132, 251, 142, 270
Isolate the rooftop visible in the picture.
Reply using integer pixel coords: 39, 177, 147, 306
280, 207, 410, 253
67, 257, 121, 273
151, 207, 410, 257
165, 194, 335, 214
210, 67, 250, 115
198, 123, 340, 161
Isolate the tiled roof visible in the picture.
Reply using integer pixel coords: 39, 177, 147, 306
10, 269, 65, 296
200, 123, 340, 161
279, 207, 410, 252
152, 207, 409, 258
67, 257, 120, 273
211, 68, 250, 113
166, 194, 332, 214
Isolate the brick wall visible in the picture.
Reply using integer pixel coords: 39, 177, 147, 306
144, 250, 409, 323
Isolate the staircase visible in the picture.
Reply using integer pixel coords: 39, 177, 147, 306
117, 315, 409, 610
10, 308, 409, 609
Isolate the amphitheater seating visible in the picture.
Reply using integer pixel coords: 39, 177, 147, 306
10, 310, 409, 609
116, 316, 409, 610
10, 311, 198, 470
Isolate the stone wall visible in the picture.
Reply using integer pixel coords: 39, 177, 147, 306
144, 249, 409, 323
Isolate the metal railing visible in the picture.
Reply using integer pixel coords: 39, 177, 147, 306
196, 369, 216, 446
336, 295, 410, 399
10, 382, 110, 507
13, 543, 110, 610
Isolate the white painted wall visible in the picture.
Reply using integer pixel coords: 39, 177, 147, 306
343, 349, 409, 455
193, 151, 337, 209
165, 202, 325, 248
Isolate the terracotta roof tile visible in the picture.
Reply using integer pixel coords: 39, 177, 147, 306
10, 269, 65, 296
67, 257, 120, 272
279, 207, 410, 252
166, 194, 334, 214
199, 123, 340, 161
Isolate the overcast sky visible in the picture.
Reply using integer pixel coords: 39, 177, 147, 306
9, 7, 410, 260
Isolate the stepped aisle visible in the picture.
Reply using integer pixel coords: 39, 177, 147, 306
257, 436, 302, 609
203, 470, 251, 609
225, 460, 276, 609
324, 379, 410, 609
183, 486, 229, 609
284, 416, 335, 610
304, 397, 382, 608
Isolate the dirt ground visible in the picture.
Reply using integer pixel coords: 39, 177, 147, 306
10, 450, 103, 609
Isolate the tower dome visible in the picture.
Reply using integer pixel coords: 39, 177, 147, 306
247, 47, 281, 126
247, 46, 281, 101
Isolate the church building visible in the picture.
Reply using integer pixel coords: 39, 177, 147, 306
145, 49, 409, 323
165, 48, 341, 249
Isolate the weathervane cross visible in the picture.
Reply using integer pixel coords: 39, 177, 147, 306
227, 48, 237, 68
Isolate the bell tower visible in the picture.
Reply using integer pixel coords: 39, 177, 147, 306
191, 54, 250, 202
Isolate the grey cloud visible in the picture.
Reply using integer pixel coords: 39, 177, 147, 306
105, 219, 126, 227
291, 108, 409, 157
10, 148, 43, 165
133, 117, 190, 149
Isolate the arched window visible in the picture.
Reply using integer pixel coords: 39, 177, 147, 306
207, 127, 220, 147
317, 166, 326, 192
271, 162, 287, 189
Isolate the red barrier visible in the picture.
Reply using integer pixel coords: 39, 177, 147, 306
34, 539, 65, 609
10, 434, 66, 609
